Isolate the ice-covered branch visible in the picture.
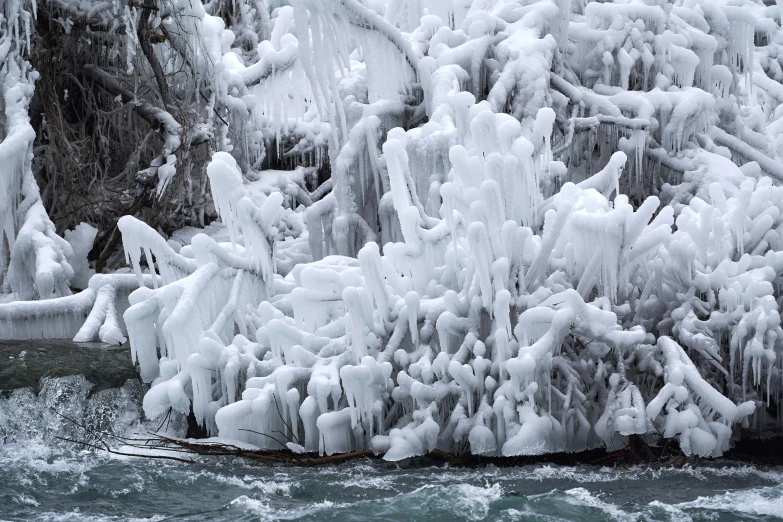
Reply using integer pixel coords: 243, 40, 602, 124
1, 10, 79, 300
82, 65, 184, 155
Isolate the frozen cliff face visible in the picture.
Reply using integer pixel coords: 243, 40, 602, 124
8, 0, 783, 459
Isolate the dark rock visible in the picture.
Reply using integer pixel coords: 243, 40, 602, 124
0, 339, 140, 396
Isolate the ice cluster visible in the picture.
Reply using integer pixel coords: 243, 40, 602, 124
5, 0, 783, 459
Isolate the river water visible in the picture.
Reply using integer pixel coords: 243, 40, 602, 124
1, 371, 783, 521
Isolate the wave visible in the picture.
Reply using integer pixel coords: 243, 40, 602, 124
674, 484, 783, 518
230, 496, 345, 521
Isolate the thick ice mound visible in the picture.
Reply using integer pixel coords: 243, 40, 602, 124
5, 0, 783, 460
130, 103, 765, 460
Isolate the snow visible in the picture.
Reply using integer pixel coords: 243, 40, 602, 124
6, 0, 783, 460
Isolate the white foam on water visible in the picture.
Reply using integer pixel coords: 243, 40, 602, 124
500, 505, 572, 522
230, 495, 342, 520
523, 463, 783, 485
646, 501, 693, 522
410, 463, 737, 486
525, 465, 625, 483
421, 467, 504, 485
401, 483, 503, 521
11, 493, 40, 507
308, 461, 383, 478
403, 462, 779, 488
209, 471, 294, 496
562, 482, 783, 522
127, 464, 295, 497
674, 485, 783, 517
25, 514, 166, 522
564, 487, 637, 522
106, 470, 147, 499
228, 476, 502, 520
1, 442, 81, 470
695, 465, 783, 483
448, 483, 504, 520
0, 441, 104, 492
337, 474, 397, 491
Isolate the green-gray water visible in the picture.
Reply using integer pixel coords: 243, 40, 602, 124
2, 343, 782, 521
3, 442, 783, 521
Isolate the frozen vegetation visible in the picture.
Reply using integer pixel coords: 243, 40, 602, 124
4, 0, 783, 460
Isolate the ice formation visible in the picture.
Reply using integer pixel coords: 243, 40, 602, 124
6, 0, 783, 460
1, 3, 78, 302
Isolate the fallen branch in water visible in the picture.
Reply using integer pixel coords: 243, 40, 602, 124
50, 408, 783, 468
53, 407, 377, 466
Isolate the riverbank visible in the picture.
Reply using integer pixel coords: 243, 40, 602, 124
2, 340, 782, 469
1, 341, 783, 520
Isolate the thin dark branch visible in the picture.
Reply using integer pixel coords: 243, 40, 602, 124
137, 2, 175, 112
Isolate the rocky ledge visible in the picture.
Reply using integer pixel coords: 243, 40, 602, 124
0, 339, 140, 395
